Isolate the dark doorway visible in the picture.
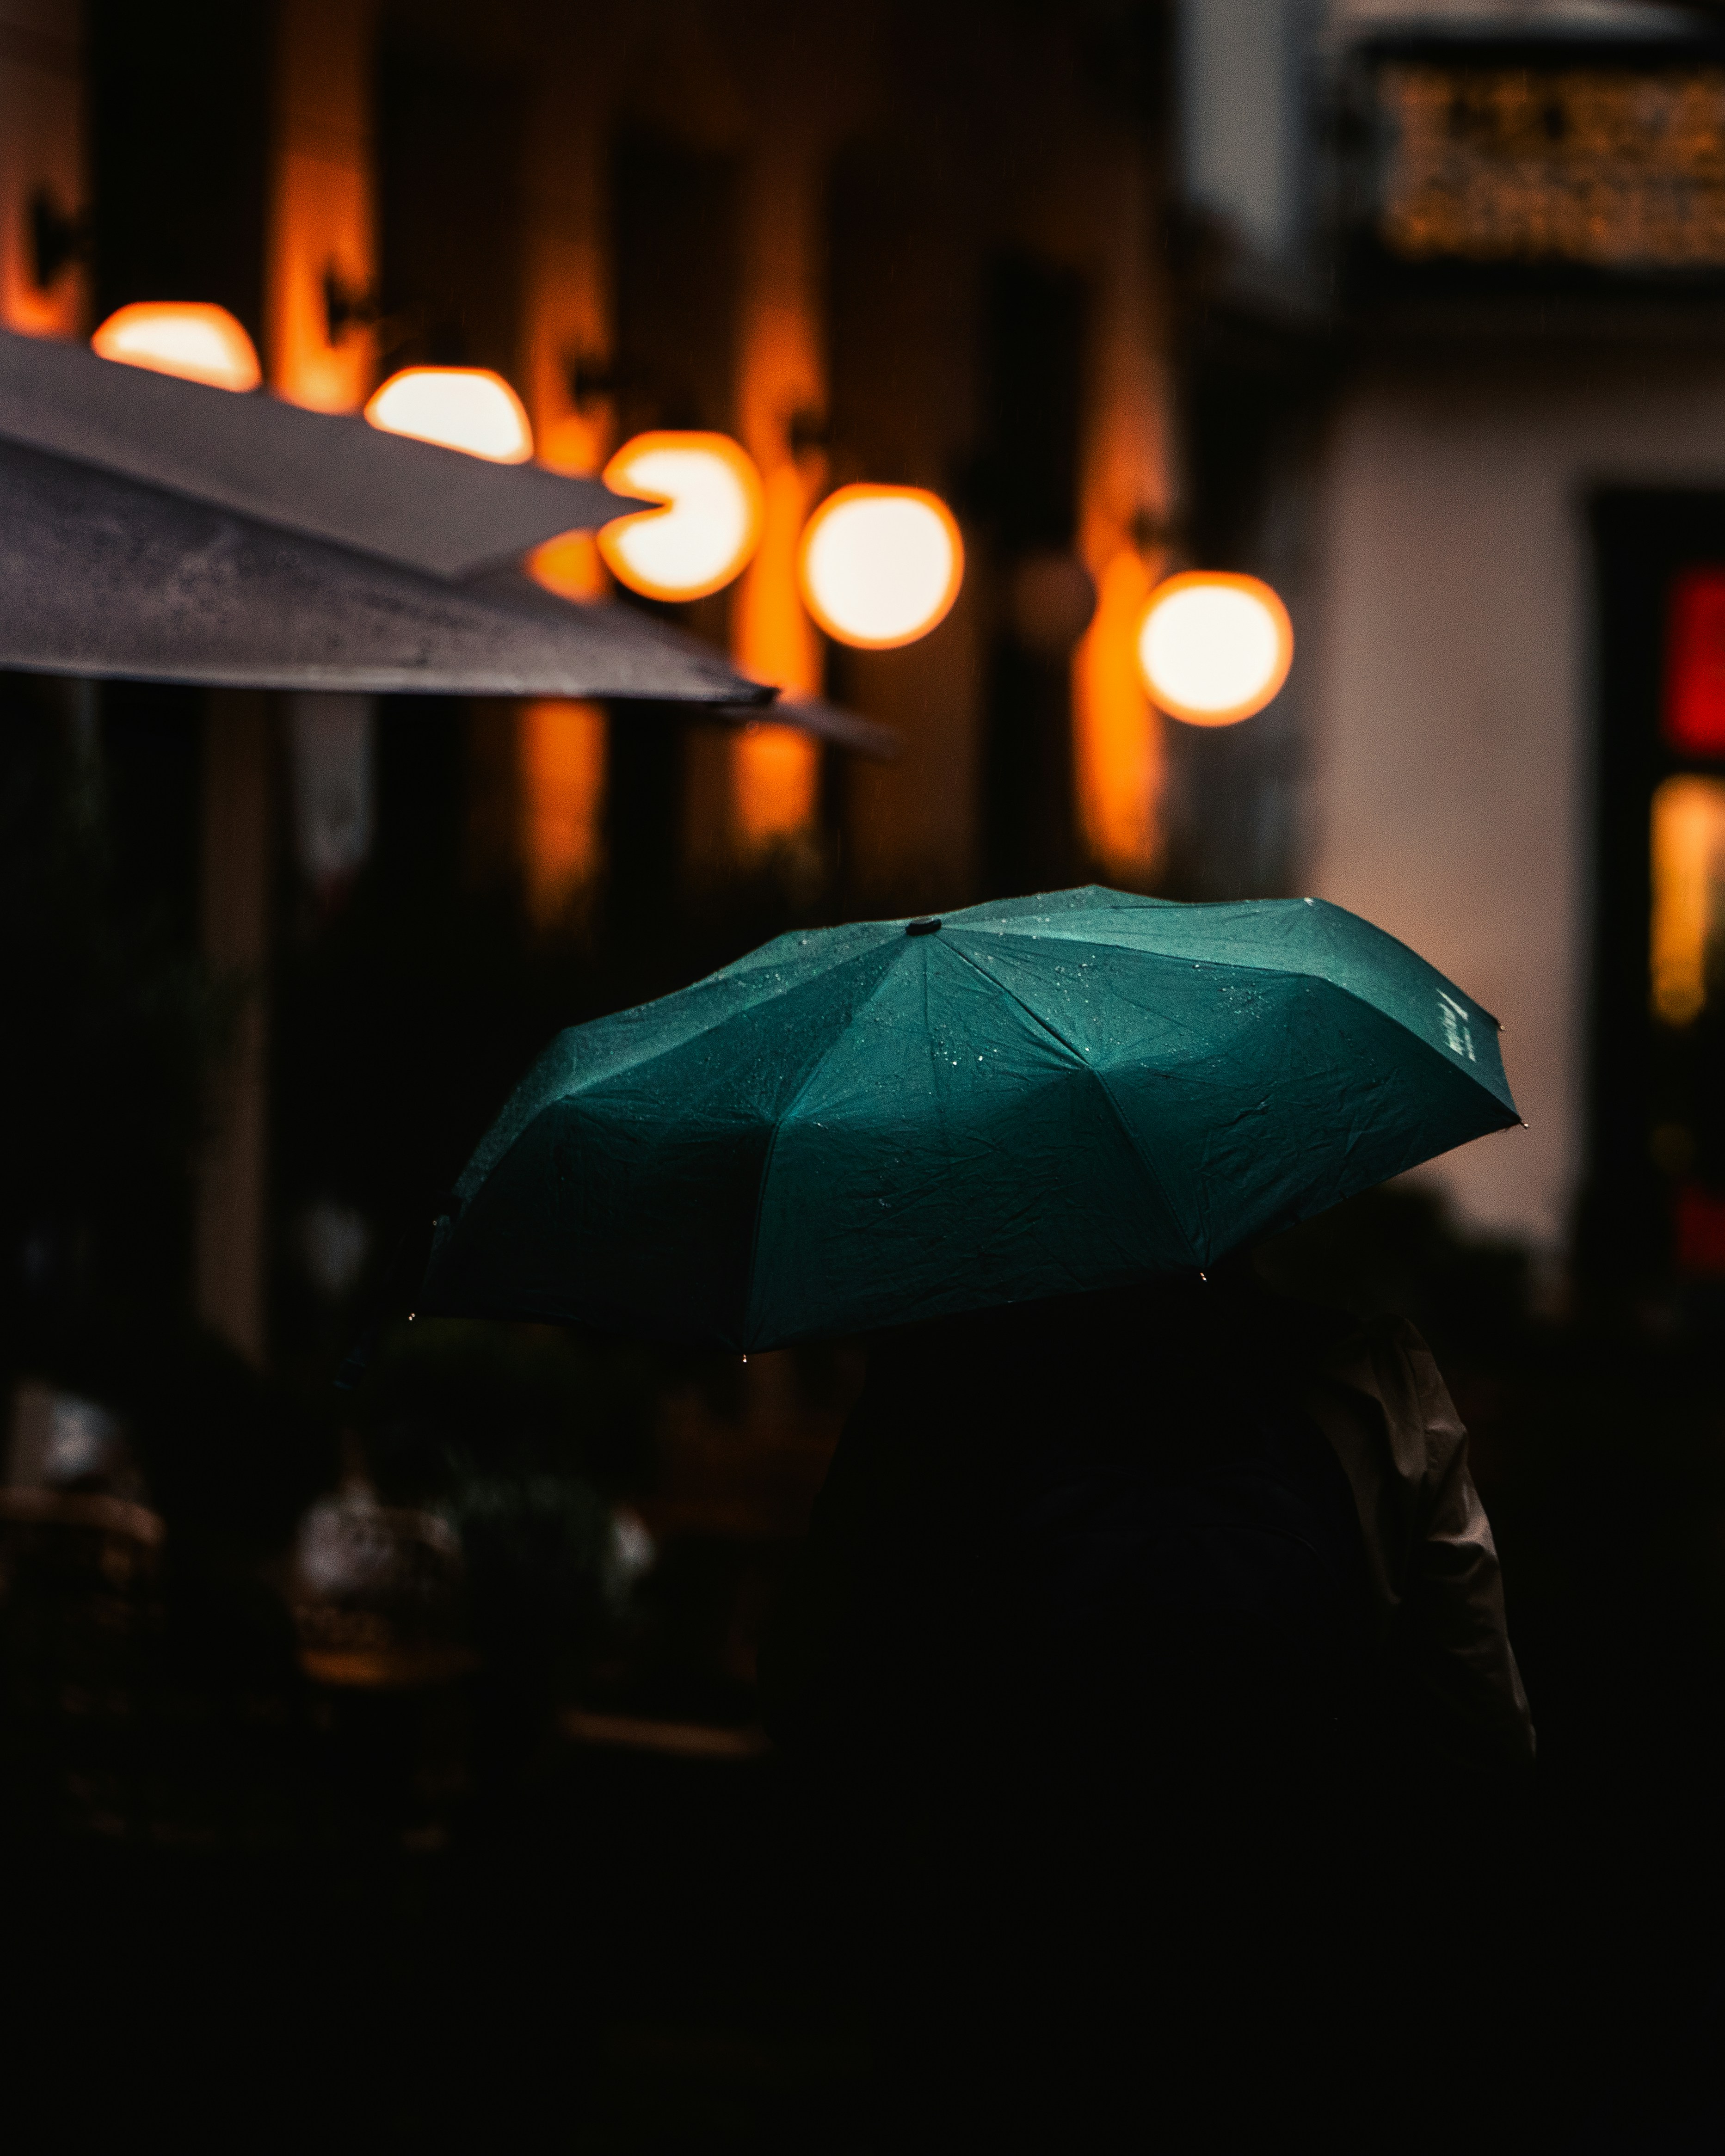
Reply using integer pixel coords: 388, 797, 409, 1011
976, 255, 1088, 898
87, 0, 270, 340
376, 47, 528, 374
610, 131, 740, 442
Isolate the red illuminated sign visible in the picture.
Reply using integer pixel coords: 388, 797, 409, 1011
1676, 1182, 1725, 1275
1664, 567, 1725, 757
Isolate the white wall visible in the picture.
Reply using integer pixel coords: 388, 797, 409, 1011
1180, 0, 1309, 265
1308, 350, 1725, 1250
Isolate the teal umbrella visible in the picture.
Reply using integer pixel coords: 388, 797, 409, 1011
418, 886, 1520, 1351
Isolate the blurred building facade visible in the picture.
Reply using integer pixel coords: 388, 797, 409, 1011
0, 0, 1201, 1368
7, 0, 1725, 1333
1184, 0, 1725, 1301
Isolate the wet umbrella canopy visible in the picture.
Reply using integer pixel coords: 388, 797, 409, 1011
419, 886, 1522, 1351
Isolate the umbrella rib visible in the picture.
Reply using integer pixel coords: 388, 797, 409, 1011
593, 936, 901, 1097
949, 942, 1517, 1255
960, 929, 1516, 1120
739, 940, 915, 1343
450, 936, 901, 1210
943, 940, 1199, 1269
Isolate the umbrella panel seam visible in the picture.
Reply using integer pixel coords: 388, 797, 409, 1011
949, 927, 1513, 1117
531, 934, 900, 1124
940, 937, 1200, 1270
741, 940, 915, 1342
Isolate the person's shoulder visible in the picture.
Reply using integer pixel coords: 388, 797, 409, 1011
1245, 1277, 1416, 1375
1302, 1304, 1432, 1383
1301, 1308, 1467, 1498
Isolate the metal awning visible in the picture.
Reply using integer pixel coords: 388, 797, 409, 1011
0, 436, 767, 705
0, 327, 652, 579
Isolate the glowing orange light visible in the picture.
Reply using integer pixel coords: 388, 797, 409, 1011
1135, 571, 1293, 727
598, 433, 764, 602
530, 417, 613, 603
732, 460, 824, 849
1075, 547, 1163, 878
91, 302, 262, 392
797, 485, 963, 651
521, 700, 607, 922
1651, 774, 1725, 1026
529, 530, 609, 603
363, 368, 534, 462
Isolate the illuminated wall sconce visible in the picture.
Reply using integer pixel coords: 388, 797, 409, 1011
797, 484, 964, 650
598, 432, 764, 602
91, 302, 261, 392
1135, 571, 1293, 726
364, 367, 534, 463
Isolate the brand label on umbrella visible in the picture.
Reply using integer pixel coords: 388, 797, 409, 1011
1437, 990, 1476, 1063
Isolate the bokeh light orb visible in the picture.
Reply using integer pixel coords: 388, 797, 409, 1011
598, 432, 764, 602
798, 485, 964, 650
1136, 571, 1293, 726
91, 302, 261, 392
364, 368, 534, 462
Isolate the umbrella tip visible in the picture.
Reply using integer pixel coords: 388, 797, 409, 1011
906, 916, 942, 937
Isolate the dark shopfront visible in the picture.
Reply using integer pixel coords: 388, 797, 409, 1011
1590, 490, 1725, 1305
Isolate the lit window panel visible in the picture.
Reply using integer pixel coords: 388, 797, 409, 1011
1664, 567, 1725, 757
1375, 61, 1725, 276
1650, 773, 1725, 1026
1675, 1185, 1725, 1276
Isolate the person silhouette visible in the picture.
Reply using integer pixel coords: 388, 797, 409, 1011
762, 1262, 1534, 2149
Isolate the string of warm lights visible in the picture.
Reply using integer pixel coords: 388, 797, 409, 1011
797, 484, 963, 651
1135, 571, 1294, 728
598, 431, 764, 602
90, 301, 262, 392
364, 367, 533, 463
83, 307, 1295, 715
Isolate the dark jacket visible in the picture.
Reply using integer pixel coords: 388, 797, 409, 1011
760, 1278, 1534, 2149
1306, 1311, 1534, 1769
761, 1276, 1534, 1775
